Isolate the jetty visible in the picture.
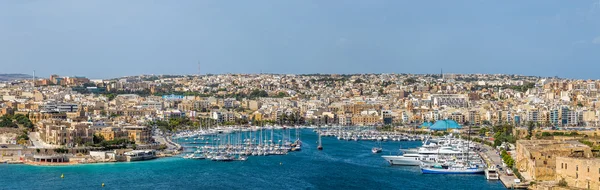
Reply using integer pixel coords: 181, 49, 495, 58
479, 146, 528, 189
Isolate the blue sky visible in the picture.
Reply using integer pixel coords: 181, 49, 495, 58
1, 0, 600, 79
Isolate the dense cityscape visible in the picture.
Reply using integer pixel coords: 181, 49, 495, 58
5, 0, 600, 189
1, 73, 599, 189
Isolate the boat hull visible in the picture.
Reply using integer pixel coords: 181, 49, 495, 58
382, 156, 421, 166
421, 168, 485, 174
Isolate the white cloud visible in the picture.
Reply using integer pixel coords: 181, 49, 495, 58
572, 40, 587, 45
593, 36, 600, 44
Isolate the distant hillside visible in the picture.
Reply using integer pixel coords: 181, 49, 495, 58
0, 74, 33, 81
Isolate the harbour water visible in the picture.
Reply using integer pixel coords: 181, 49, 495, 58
0, 129, 504, 190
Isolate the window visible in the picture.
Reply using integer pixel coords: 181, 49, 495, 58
576, 173, 578, 179
562, 163, 564, 169
577, 165, 579, 171
566, 164, 568, 169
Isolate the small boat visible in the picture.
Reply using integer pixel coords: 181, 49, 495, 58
292, 145, 301, 151
191, 156, 204, 160
317, 133, 323, 151
212, 155, 234, 162
372, 140, 382, 154
237, 155, 248, 161
372, 147, 382, 154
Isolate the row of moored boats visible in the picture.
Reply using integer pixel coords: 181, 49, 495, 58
381, 134, 493, 175
179, 127, 304, 162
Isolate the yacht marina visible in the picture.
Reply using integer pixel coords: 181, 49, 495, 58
175, 126, 307, 161
1, 128, 505, 189
380, 134, 488, 175
173, 126, 496, 180
315, 126, 425, 142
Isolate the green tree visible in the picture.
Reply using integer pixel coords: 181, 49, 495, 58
105, 93, 116, 101
479, 127, 488, 136
558, 178, 567, 187
55, 147, 68, 154
93, 134, 105, 144
248, 89, 269, 99
75, 137, 83, 146
404, 78, 417, 85
527, 121, 535, 139
0, 115, 17, 128
158, 144, 167, 150
275, 92, 288, 98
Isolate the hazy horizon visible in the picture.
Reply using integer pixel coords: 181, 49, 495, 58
2, 0, 600, 79
0, 72, 571, 81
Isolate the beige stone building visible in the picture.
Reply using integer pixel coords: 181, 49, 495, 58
123, 125, 151, 145
351, 115, 380, 126
249, 100, 261, 111
37, 120, 94, 146
516, 140, 592, 181
96, 127, 128, 141
556, 156, 600, 189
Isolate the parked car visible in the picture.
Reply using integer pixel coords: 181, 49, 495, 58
1, 145, 8, 148
506, 168, 514, 176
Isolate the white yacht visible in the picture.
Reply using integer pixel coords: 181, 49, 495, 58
382, 153, 437, 166
382, 145, 477, 166
485, 166, 499, 180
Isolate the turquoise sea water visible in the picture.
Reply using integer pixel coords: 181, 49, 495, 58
0, 129, 504, 190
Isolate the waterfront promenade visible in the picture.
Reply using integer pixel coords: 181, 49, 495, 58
479, 145, 528, 189
152, 135, 180, 151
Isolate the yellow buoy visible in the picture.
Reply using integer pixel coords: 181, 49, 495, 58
102, 183, 105, 187
61, 174, 64, 178
280, 162, 282, 165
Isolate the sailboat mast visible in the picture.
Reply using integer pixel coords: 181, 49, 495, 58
319, 133, 322, 146
466, 124, 471, 164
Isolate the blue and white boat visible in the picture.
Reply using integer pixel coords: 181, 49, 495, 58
420, 164, 485, 174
